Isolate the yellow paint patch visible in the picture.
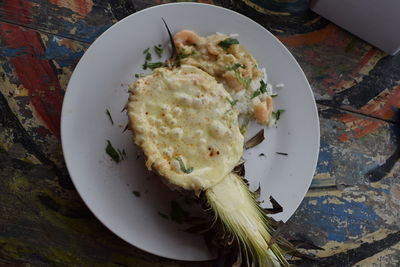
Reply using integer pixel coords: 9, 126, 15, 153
370, 182, 390, 190
308, 199, 318, 205
312, 228, 396, 258
352, 241, 400, 266
313, 173, 332, 179
242, 0, 290, 16
9, 170, 30, 194
0, 128, 14, 151
58, 67, 74, 89
69, 27, 77, 35
322, 197, 345, 205
306, 189, 343, 198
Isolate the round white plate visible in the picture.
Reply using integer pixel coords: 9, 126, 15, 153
61, 2, 319, 261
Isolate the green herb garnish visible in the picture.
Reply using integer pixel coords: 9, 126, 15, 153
106, 109, 113, 125
240, 124, 248, 135
178, 49, 195, 59
154, 44, 163, 58
271, 94, 278, 98
143, 48, 150, 54
228, 63, 251, 89
106, 140, 121, 163
158, 212, 169, 220
226, 98, 238, 107
228, 63, 246, 71
142, 61, 164, 70
134, 73, 144, 78
145, 52, 152, 61
259, 80, 267, 93
252, 90, 262, 99
170, 200, 190, 224
272, 109, 285, 121
251, 80, 268, 98
174, 157, 194, 174
132, 191, 141, 197
218, 37, 239, 50
117, 148, 127, 160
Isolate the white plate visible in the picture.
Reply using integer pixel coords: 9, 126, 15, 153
61, 3, 320, 261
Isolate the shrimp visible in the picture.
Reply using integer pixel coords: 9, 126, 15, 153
207, 43, 220, 56
241, 58, 253, 78
254, 96, 273, 125
173, 30, 202, 47
223, 70, 244, 91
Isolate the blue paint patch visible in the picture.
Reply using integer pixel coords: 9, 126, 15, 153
74, 21, 111, 43
2, 61, 13, 74
40, 37, 84, 68
297, 196, 380, 242
316, 142, 333, 174
0, 47, 27, 57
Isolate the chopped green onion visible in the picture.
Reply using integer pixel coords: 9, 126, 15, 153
106, 140, 121, 163
106, 109, 113, 125
142, 61, 164, 70
226, 98, 238, 107
251, 80, 268, 98
272, 109, 285, 121
154, 45, 163, 58
218, 38, 239, 50
174, 157, 194, 174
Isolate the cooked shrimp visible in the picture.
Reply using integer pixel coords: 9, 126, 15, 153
223, 70, 243, 91
207, 43, 220, 56
173, 30, 202, 47
254, 96, 273, 125
241, 58, 253, 78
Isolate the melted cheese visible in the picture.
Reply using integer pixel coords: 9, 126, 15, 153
128, 65, 244, 191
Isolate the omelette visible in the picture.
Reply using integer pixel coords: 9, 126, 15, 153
128, 65, 244, 191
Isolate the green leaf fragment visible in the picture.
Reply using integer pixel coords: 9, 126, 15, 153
142, 61, 164, 70
174, 157, 194, 174
218, 37, 239, 50
228, 63, 246, 71
272, 109, 285, 121
132, 191, 141, 197
154, 45, 163, 58
251, 80, 268, 98
145, 52, 152, 61
106, 140, 121, 163
106, 109, 113, 125
226, 98, 238, 107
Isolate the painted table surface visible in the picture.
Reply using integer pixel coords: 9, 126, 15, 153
1, 0, 399, 266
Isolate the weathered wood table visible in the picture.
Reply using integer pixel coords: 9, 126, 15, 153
1, 0, 399, 266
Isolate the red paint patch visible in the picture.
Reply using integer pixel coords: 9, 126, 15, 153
339, 113, 383, 139
3, 0, 34, 24
278, 24, 337, 47
1, 23, 63, 138
48, 0, 93, 17
338, 133, 349, 142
